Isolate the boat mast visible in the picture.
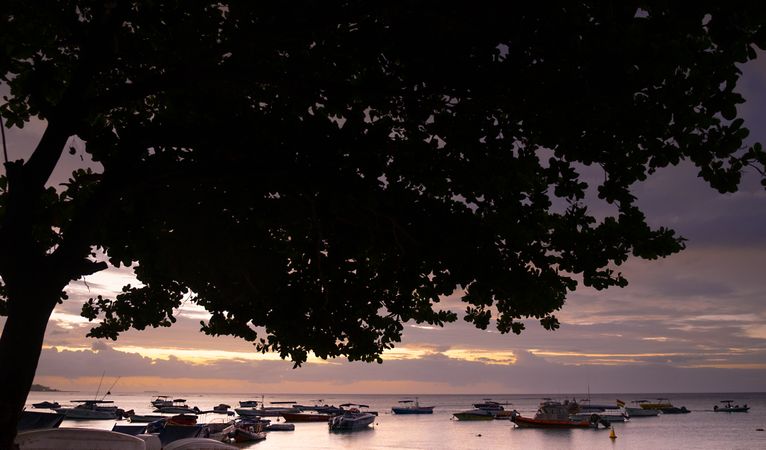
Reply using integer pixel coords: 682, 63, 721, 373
94, 371, 106, 400
101, 377, 121, 401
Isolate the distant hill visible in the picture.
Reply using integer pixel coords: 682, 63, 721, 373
30, 384, 59, 392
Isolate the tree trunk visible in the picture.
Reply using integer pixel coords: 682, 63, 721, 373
0, 287, 58, 450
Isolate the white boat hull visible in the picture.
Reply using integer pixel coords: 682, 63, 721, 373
15, 428, 145, 449
329, 413, 375, 431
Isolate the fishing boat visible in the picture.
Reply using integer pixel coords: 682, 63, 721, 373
55, 400, 123, 420
512, 400, 605, 429
329, 405, 376, 431
452, 409, 495, 421
714, 400, 750, 412
392, 398, 435, 414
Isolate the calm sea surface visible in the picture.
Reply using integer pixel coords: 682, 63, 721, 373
26, 391, 766, 449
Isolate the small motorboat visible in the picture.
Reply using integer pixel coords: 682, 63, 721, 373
329, 406, 376, 431
281, 411, 337, 422
265, 423, 295, 431
473, 400, 506, 411
239, 400, 259, 407
155, 404, 201, 414
452, 409, 495, 421
151, 395, 174, 408
127, 413, 167, 423
714, 400, 750, 412
620, 400, 660, 417
638, 398, 674, 410
221, 419, 267, 443
392, 398, 435, 415
660, 406, 690, 414
212, 404, 231, 414
31, 401, 61, 409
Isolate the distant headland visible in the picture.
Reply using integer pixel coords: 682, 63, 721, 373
30, 384, 59, 392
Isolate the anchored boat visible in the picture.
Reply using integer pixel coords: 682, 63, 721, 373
714, 400, 750, 412
453, 409, 495, 421
392, 398, 435, 415
329, 405, 375, 431
512, 400, 606, 429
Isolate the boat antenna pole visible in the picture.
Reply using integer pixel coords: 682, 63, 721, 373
95, 371, 106, 400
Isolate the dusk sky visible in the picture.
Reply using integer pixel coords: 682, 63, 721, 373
2, 55, 765, 396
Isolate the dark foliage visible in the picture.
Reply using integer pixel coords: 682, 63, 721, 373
2, 1, 766, 369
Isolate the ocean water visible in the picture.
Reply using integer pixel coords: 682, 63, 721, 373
25, 391, 766, 449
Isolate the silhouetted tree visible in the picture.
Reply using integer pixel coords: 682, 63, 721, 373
1, 1, 765, 446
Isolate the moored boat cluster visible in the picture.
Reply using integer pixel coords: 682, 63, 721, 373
17, 394, 752, 448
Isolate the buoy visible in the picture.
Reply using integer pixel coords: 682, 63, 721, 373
609, 426, 617, 440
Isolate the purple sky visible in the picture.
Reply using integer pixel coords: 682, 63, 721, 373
1, 56, 765, 395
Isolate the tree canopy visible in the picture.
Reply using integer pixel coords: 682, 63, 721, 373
2, 1, 766, 369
